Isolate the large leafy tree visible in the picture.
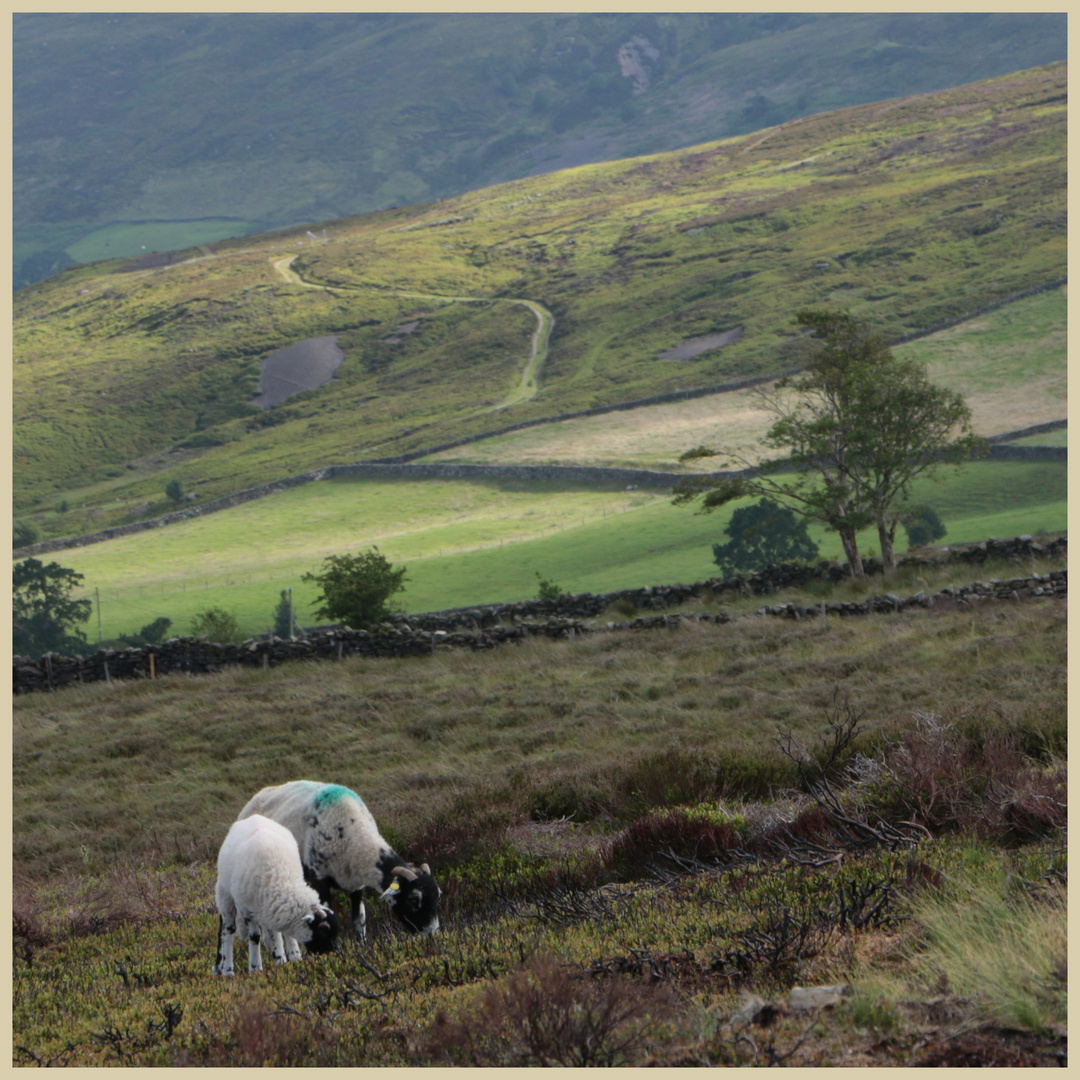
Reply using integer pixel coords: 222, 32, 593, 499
674, 310, 985, 575
302, 548, 408, 629
711, 498, 819, 577
13, 557, 93, 658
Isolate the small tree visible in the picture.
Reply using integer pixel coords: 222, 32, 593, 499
273, 589, 295, 638
302, 548, 408, 629
902, 505, 947, 549
13, 557, 93, 657
13, 520, 39, 548
674, 309, 985, 575
190, 607, 242, 643
711, 498, 819, 577
166, 478, 185, 504
535, 572, 564, 601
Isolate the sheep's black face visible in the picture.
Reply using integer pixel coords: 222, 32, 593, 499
383, 872, 441, 935
303, 906, 340, 954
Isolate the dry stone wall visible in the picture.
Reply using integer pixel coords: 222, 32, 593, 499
12, 534, 1065, 695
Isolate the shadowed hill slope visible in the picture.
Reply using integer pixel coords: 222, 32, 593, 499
14, 12, 1066, 288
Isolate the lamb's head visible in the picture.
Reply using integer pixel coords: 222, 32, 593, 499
380, 863, 441, 934
301, 903, 340, 954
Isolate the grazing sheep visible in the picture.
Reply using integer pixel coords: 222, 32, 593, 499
237, 780, 440, 940
213, 814, 340, 975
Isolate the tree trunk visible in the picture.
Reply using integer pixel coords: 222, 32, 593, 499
839, 529, 864, 577
877, 520, 897, 570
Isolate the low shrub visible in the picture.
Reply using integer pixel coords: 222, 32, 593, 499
851, 712, 1067, 839
602, 806, 744, 879
173, 999, 339, 1067
420, 951, 677, 1067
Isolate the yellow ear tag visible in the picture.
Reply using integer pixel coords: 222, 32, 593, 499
390, 881, 400, 891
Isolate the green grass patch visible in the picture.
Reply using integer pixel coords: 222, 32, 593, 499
50, 459, 1066, 643
908, 877, 1067, 1032
64, 219, 272, 265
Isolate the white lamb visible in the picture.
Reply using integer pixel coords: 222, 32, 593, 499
213, 814, 340, 975
237, 780, 440, 940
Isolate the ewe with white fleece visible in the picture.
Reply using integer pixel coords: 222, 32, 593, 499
213, 814, 339, 975
238, 780, 440, 940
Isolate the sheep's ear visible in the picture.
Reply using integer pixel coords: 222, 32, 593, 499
392, 865, 418, 883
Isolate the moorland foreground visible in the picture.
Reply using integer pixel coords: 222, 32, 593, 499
12, 547, 1067, 1066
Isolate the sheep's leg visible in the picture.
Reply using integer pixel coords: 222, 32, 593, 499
213, 912, 236, 976
268, 930, 287, 964
351, 891, 366, 942
285, 935, 303, 962
243, 916, 264, 973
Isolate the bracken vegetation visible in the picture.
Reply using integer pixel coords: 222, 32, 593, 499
12, 565, 1066, 1066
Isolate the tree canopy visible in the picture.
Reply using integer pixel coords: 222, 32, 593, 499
674, 309, 985, 574
711, 498, 819, 577
13, 519, 39, 548
902, 505, 948, 549
189, 607, 242, 643
302, 548, 408, 629
13, 557, 93, 658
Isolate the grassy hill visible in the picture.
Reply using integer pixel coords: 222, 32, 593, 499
14, 13, 1066, 288
13, 63, 1067, 536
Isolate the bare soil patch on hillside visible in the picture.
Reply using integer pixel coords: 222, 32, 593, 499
252, 334, 344, 409
658, 326, 744, 360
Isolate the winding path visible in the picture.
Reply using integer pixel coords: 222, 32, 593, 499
271, 255, 554, 412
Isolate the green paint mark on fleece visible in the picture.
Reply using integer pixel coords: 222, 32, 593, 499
314, 784, 363, 810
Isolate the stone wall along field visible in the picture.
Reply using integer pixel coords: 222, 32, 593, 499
12, 535, 1065, 695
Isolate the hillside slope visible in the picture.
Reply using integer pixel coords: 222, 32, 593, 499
13, 63, 1066, 535
14, 13, 1066, 287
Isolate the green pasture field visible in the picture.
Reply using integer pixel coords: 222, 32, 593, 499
61, 459, 1065, 644
425, 287, 1067, 472
64, 218, 271, 264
